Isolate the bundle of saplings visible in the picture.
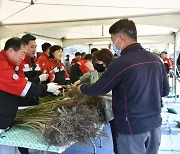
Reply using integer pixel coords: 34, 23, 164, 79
14, 87, 106, 146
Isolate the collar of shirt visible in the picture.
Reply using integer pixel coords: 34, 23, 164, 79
41, 52, 49, 59
121, 43, 143, 56
2, 50, 16, 70
50, 58, 62, 68
24, 55, 37, 66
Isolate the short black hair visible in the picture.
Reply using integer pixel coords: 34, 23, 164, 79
81, 52, 86, 57
161, 51, 167, 55
4, 37, 26, 52
21, 34, 36, 45
91, 48, 98, 54
41, 42, 51, 52
49, 45, 63, 58
75, 52, 81, 56
84, 54, 93, 60
109, 18, 137, 41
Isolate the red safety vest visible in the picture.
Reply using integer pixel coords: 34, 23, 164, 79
0, 50, 30, 96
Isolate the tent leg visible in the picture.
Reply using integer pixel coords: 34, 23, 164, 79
99, 137, 102, 148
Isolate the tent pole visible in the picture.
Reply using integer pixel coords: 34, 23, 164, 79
89, 44, 92, 53
172, 32, 177, 103
102, 25, 104, 36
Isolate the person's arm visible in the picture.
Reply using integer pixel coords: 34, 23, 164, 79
78, 62, 122, 96
0, 65, 30, 96
0, 65, 61, 97
25, 73, 40, 83
26, 82, 61, 97
25, 82, 47, 97
168, 58, 173, 69
80, 72, 91, 83
75, 70, 99, 86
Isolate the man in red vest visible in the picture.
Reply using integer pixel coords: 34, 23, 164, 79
0, 37, 61, 154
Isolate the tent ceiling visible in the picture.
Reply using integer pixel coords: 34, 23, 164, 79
0, 0, 180, 47
29, 24, 177, 40
0, 0, 180, 24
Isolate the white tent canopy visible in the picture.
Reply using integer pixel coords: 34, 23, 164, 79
0, 0, 180, 48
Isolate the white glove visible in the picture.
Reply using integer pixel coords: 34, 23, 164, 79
53, 90, 61, 96
39, 74, 49, 82
169, 69, 174, 73
47, 82, 62, 93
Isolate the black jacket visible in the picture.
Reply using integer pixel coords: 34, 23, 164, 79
81, 43, 169, 135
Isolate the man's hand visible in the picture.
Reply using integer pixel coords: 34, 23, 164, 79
169, 69, 174, 73
47, 82, 62, 93
77, 84, 82, 93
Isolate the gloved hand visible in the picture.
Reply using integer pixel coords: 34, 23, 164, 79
39, 74, 49, 82
169, 69, 174, 73
47, 82, 62, 93
53, 90, 61, 96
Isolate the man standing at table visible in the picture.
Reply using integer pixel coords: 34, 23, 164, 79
0, 37, 61, 154
18, 34, 49, 107
77, 19, 169, 154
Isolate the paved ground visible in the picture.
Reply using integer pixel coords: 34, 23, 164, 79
159, 98, 180, 154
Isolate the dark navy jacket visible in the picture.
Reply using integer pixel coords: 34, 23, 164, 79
81, 43, 169, 135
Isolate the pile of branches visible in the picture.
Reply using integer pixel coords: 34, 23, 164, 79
15, 87, 106, 146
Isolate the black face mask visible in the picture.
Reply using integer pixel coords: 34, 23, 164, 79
94, 63, 105, 72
